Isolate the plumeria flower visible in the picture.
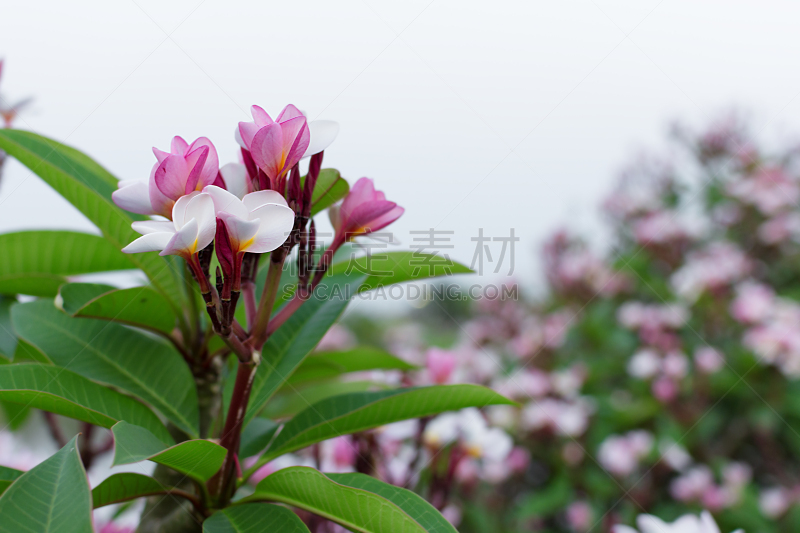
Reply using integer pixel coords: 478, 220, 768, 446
122, 192, 215, 259
329, 177, 404, 247
236, 105, 311, 187
112, 136, 219, 219
202, 185, 295, 271
613, 511, 742, 533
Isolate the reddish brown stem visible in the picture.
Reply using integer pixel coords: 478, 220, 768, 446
209, 361, 258, 505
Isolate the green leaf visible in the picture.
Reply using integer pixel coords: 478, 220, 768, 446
92, 473, 168, 508
60, 283, 178, 334
0, 295, 16, 359
288, 348, 416, 385
246, 467, 429, 533
327, 472, 457, 533
0, 466, 23, 497
13, 300, 199, 437
241, 273, 365, 428
240, 418, 280, 459
203, 503, 310, 533
111, 422, 226, 484
0, 435, 93, 533
266, 380, 390, 419
0, 130, 184, 305
0, 363, 172, 443
328, 251, 472, 292
254, 385, 514, 467
308, 169, 348, 215
0, 231, 134, 297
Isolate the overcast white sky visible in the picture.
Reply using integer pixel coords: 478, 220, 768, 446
2, 0, 800, 303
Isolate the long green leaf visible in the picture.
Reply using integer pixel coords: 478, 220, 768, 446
0, 466, 23, 497
328, 251, 472, 292
111, 422, 226, 484
241, 273, 365, 428
240, 418, 279, 459
60, 283, 178, 334
245, 467, 428, 533
325, 473, 458, 533
288, 348, 416, 385
266, 380, 390, 419
0, 363, 172, 443
0, 435, 92, 533
255, 385, 513, 467
0, 231, 134, 297
307, 169, 348, 216
0, 295, 16, 359
328, 473, 457, 533
13, 300, 199, 437
0, 129, 184, 305
92, 473, 168, 508
203, 503, 310, 533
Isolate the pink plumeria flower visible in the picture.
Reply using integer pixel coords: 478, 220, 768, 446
329, 177, 404, 247
122, 192, 216, 259
112, 136, 219, 220
203, 185, 295, 255
236, 105, 311, 187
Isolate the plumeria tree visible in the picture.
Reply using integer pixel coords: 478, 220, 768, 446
320, 116, 800, 532
0, 103, 511, 532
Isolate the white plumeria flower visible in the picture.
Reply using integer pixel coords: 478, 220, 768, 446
218, 162, 253, 200
123, 192, 215, 258
459, 408, 513, 462
203, 185, 294, 254
613, 511, 742, 533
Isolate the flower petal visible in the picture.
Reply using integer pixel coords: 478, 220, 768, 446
161, 218, 199, 256
171, 192, 200, 229
276, 104, 304, 122
242, 190, 288, 211
203, 185, 248, 219
219, 212, 261, 253
304, 120, 339, 157
220, 162, 249, 199
250, 105, 273, 127
184, 193, 217, 250
155, 155, 189, 200
171, 136, 189, 155
112, 181, 154, 215
280, 116, 310, 172
183, 145, 210, 194
187, 137, 219, 188
131, 220, 174, 235
250, 122, 285, 180
247, 203, 295, 253
122, 232, 174, 254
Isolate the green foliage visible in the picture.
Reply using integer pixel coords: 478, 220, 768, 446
0, 363, 171, 442
111, 422, 226, 484
287, 347, 417, 385
0, 436, 92, 533
240, 272, 365, 428
328, 473, 458, 533
245, 467, 433, 533
13, 300, 199, 436
0, 466, 23, 497
92, 473, 169, 508
0, 130, 184, 305
253, 385, 514, 467
59, 283, 178, 334
328, 251, 473, 292
0, 231, 132, 297
203, 503, 311, 532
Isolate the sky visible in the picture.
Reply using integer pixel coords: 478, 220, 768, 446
2, 0, 800, 308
